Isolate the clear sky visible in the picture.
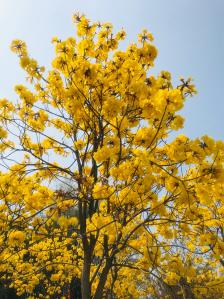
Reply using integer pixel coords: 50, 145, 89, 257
0, 0, 223, 140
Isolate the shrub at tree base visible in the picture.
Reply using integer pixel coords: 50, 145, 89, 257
0, 13, 223, 299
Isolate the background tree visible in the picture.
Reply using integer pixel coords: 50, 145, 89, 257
0, 13, 223, 299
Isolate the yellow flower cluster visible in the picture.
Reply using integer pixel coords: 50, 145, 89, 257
0, 12, 223, 299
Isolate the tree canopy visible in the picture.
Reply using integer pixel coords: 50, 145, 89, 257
0, 13, 223, 299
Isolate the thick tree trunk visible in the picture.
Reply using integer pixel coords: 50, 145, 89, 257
93, 259, 112, 299
81, 251, 91, 299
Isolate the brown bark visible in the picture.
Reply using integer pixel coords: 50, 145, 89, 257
93, 259, 113, 299
81, 250, 91, 299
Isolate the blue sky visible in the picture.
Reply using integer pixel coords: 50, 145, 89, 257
0, 0, 223, 140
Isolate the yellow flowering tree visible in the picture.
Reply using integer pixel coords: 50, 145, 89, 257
0, 13, 223, 299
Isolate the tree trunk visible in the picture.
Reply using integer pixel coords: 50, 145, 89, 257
81, 251, 91, 299
93, 259, 112, 299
